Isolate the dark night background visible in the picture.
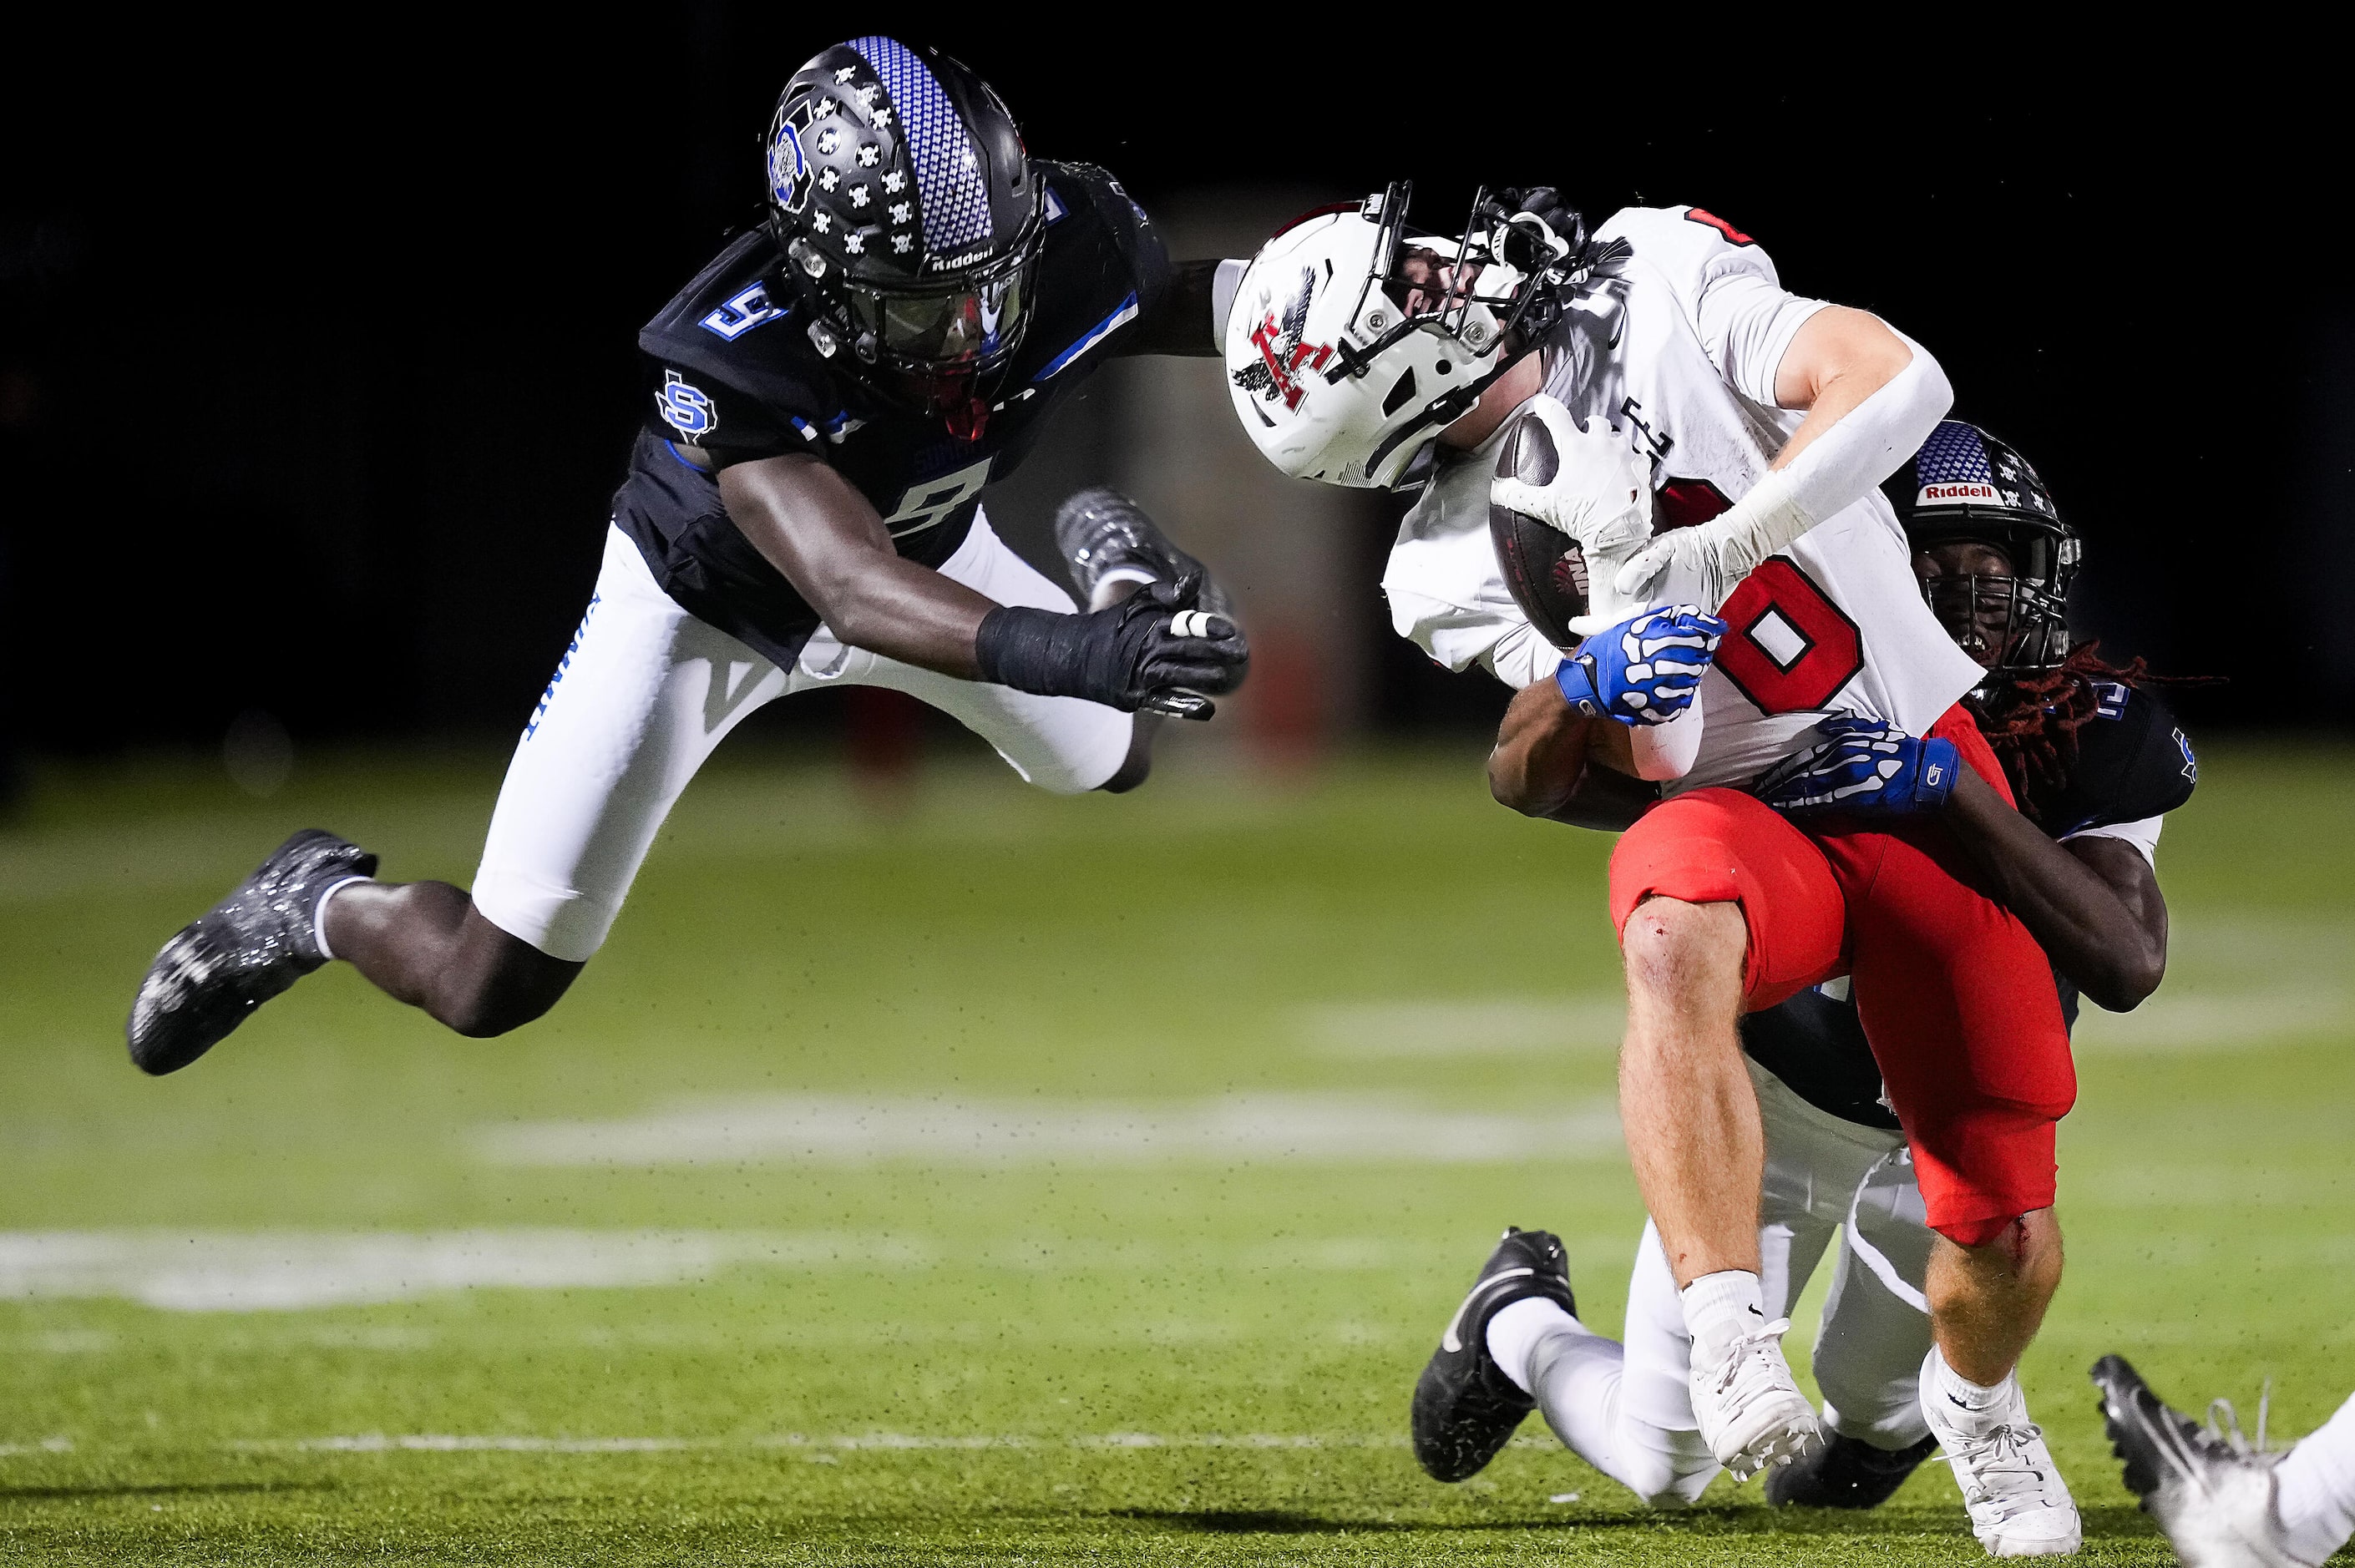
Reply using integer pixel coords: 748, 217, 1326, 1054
3, 20, 2347, 776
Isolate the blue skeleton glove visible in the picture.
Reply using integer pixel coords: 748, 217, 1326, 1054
1554, 604, 1726, 726
1753, 716, 1961, 815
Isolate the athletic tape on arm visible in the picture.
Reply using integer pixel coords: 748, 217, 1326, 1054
1614, 329, 1952, 605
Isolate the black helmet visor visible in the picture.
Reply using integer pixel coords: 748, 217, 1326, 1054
843, 243, 1036, 373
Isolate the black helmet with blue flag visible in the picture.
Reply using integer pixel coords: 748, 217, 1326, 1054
1883, 419, 2080, 675
764, 38, 1043, 417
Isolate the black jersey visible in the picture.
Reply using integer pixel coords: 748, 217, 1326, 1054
1743, 680, 2199, 1130
609, 160, 1171, 670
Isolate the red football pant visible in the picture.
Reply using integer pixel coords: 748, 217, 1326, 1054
1608, 711, 2074, 1247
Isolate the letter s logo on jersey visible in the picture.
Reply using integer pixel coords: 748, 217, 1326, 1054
656, 370, 717, 442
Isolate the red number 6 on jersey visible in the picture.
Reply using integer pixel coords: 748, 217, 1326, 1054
1714, 559, 1865, 714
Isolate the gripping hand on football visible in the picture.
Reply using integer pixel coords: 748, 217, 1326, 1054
974, 571, 1248, 720
1489, 398, 1655, 623
1753, 716, 1959, 815
1553, 605, 1724, 726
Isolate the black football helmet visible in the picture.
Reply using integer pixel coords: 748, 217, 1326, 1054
1883, 420, 2080, 675
764, 38, 1043, 423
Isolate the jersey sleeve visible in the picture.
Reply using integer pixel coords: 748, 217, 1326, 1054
2061, 813, 2164, 867
1600, 205, 1829, 407
2041, 685, 2200, 837
641, 358, 824, 466
1051, 162, 1176, 346
1381, 448, 1565, 688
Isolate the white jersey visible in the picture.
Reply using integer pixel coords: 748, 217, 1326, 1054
1384, 205, 1983, 793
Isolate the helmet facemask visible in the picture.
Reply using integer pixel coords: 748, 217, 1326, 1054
1226, 182, 1583, 489
1913, 523, 2080, 676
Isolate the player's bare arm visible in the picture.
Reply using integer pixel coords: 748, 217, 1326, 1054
1939, 766, 2168, 1011
1765, 306, 1917, 468
1486, 680, 1657, 831
719, 453, 995, 679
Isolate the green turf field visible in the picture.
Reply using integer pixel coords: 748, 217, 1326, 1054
3, 738, 2351, 1565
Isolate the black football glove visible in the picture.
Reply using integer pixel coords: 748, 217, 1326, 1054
974, 571, 1249, 720
1484, 186, 1587, 274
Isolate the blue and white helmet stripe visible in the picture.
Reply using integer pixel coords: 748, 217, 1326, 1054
848, 36, 993, 257
1913, 419, 1993, 487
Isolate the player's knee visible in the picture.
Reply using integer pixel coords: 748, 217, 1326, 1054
1620, 897, 1746, 1000
1615, 1426, 1719, 1507
1933, 1207, 2060, 1269
1624, 1458, 1714, 1509
440, 989, 555, 1039
437, 933, 583, 1038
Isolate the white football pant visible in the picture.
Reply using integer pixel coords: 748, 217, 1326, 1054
471, 517, 1133, 962
1512, 1060, 1935, 1504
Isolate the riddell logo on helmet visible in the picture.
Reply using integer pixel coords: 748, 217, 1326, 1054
1918, 482, 1999, 504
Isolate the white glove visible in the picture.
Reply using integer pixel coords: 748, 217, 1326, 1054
1488, 395, 1656, 623
1608, 467, 1815, 611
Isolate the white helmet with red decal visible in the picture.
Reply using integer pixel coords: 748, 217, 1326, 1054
1223, 183, 1576, 489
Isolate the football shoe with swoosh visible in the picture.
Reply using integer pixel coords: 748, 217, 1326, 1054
126, 829, 377, 1075
2092, 1354, 2311, 1568
1410, 1227, 1577, 1482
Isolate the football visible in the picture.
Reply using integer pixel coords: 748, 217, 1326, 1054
1488, 406, 1591, 652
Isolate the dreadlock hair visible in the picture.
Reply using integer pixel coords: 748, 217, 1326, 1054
1968, 642, 2211, 822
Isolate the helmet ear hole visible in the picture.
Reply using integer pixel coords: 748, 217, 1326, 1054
1381, 368, 1419, 417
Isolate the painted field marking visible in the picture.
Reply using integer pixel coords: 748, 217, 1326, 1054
475, 1093, 1623, 1167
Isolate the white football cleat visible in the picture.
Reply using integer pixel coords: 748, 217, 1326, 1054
1923, 1357, 2081, 1557
1689, 1316, 1825, 1481
2091, 1354, 2312, 1568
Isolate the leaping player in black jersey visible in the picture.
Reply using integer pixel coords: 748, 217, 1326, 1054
124, 38, 1248, 1067
1423, 422, 2198, 1555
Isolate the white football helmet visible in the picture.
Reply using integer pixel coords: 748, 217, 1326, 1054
1223, 183, 1574, 489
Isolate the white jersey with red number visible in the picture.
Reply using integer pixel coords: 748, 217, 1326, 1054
1383, 205, 1983, 794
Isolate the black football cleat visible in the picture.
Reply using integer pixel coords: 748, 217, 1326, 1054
1054, 487, 1236, 621
126, 829, 377, 1076
1765, 1430, 1938, 1509
2090, 1354, 2308, 1567
1410, 1227, 1578, 1482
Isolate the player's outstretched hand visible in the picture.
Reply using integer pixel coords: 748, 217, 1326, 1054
1753, 716, 1959, 814
1554, 605, 1724, 726
974, 571, 1248, 721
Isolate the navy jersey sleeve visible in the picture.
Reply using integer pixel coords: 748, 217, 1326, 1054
1040, 161, 1174, 354
2032, 684, 2200, 837
643, 358, 821, 461
636, 230, 841, 466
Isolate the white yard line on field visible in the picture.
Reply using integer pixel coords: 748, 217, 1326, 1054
224, 1431, 1528, 1454
474, 1093, 1624, 1167
2072, 986, 2350, 1052
0, 1230, 928, 1313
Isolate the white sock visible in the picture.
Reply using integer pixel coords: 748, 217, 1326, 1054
1923, 1345, 2018, 1438
1087, 565, 1157, 610
1486, 1295, 1579, 1395
311, 876, 372, 962
2276, 1390, 2355, 1565
1681, 1270, 1767, 1363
